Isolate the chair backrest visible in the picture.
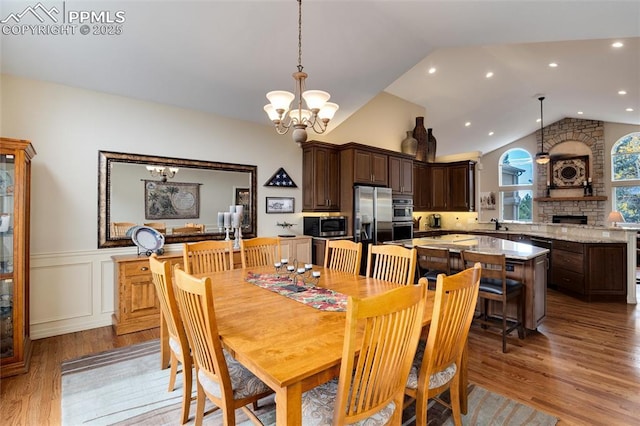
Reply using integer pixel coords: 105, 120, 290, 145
324, 240, 362, 275
144, 222, 166, 233
334, 281, 426, 424
416, 264, 481, 394
173, 268, 233, 402
185, 223, 205, 233
240, 237, 281, 268
111, 222, 136, 237
183, 240, 234, 274
460, 251, 507, 290
148, 254, 190, 362
366, 243, 417, 285
172, 226, 198, 235
416, 246, 451, 275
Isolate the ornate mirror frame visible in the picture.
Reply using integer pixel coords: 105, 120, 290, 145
98, 150, 257, 248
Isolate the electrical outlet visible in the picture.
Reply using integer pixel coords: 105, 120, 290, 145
602, 231, 610, 237
561, 227, 567, 233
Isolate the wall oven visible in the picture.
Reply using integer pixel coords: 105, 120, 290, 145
392, 221, 413, 241
392, 198, 413, 222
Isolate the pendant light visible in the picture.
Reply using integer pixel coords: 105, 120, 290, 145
535, 96, 550, 164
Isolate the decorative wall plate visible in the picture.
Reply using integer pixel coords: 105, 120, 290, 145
551, 155, 589, 188
131, 226, 165, 255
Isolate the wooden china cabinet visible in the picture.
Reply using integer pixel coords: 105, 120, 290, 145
0, 137, 36, 377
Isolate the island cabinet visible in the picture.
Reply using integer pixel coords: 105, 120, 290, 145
388, 155, 413, 196
551, 240, 627, 301
342, 147, 388, 186
279, 236, 312, 264
302, 142, 340, 212
413, 162, 431, 210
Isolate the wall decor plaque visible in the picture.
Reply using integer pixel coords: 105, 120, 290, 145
551, 155, 589, 188
144, 180, 200, 219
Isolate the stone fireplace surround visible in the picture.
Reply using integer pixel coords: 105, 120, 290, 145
536, 118, 605, 225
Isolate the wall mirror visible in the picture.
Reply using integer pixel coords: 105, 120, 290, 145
98, 150, 257, 248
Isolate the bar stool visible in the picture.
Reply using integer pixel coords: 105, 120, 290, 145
416, 246, 451, 288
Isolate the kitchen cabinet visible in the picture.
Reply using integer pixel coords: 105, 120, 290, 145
388, 155, 413, 196
413, 162, 431, 210
342, 148, 388, 186
0, 138, 36, 378
421, 160, 475, 212
279, 236, 312, 264
302, 143, 340, 212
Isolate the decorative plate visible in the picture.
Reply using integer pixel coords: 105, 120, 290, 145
131, 226, 165, 253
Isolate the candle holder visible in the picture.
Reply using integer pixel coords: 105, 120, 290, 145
224, 225, 232, 241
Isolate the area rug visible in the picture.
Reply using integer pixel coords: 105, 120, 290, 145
61, 339, 558, 425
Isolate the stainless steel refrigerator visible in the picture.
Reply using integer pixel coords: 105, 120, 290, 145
354, 186, 393, 272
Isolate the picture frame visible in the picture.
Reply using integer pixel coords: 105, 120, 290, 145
144, 180, 200, 220
266, 197, 295, 214
550, 155, 589, 188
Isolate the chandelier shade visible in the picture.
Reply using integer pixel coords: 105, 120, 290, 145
535, 96, 550, 165
263, 0, 338, 146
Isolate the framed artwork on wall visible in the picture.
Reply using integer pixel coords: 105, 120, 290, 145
266, 197, 295, 214
551, 155, 589, 188
144, 180, 200, 219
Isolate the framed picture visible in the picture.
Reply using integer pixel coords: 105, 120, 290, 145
551, 156, 589, 188
144, 180, 200, 220
266, 197, 295, 214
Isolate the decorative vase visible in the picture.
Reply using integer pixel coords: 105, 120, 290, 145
426, 128, 437, 163
400, 131, 418, 156
412, 117, 428, 162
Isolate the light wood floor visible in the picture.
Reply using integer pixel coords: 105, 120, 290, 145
1, 288, 638, 426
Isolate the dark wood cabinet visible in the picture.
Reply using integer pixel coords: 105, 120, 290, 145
388, 155, 413, 196
302, 143, 340, 212
413, 162, 431, 210
448, 161, 475, 211
415, 160, 475, 212
430, 164, 448, 210
349, 149, 387, 186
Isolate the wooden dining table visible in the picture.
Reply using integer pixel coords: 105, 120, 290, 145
160, 264, 468, 425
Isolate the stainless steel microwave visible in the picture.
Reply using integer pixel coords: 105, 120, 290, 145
303, 216, 348, 237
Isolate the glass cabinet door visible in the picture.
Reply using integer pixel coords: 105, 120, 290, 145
0, 153, 15, 359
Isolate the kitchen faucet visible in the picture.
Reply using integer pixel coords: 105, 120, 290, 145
491, 218, 502, 231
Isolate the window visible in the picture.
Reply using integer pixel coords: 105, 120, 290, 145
498, 149, 533, 222
611, 132, 640, 223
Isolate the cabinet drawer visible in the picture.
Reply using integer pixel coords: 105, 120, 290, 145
551, 267, 584, 294
553, 240, 584, 254
552, 250, 583, 273
123, 261, 152, 277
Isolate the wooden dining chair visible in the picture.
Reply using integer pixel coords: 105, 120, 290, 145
323, 239, 362, 275
110, 221, 136, 237
172, 226, 196, 235
185, 223, 205, 233
416, 246, 451, 289
240, 237, 281, 268
366, 243, 417, 285
173, 268, 274, 426
183, 240, 234, 274
144, 222, 166, 234
301, 281, 427, 425
404, 264, 481, 426
148, 254, 192, 424
460, 250, 526, 353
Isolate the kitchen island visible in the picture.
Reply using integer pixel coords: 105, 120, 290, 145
391, 234, 549, 331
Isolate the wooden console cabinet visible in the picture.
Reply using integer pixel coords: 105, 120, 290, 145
279, 236, 312, 264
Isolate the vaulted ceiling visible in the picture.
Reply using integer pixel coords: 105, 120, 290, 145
1, 1, 639, 156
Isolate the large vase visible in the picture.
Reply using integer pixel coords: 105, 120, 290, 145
400, 131, 418, 156
426, 128, 437, 163
412, 117, 428, 162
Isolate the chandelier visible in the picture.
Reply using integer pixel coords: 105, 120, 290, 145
263, 0, 339, 146
535, 96, 550, 165
146, 165, 179, 182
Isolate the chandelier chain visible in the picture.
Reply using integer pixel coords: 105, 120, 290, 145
297, 0, 303, 73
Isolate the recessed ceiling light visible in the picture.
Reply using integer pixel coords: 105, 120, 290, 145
488, 131, 494, 136
626, 108, 634, 112
618, 90, 627, 95
612, 41, 624, 48
548, 62, 558, 68
428, 67, 436, 74
464, 122, 471, 127
536, 118, 541, 123
577, 111, 584, 115
486, 72, 494, 78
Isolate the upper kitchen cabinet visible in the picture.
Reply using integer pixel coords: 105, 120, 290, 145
413, 162, 431, 210
448, 160, 476, 211
415, 160, 476, 212
388, 155, 413, 196
341, 145, 388, 186
302, 142, 340, 212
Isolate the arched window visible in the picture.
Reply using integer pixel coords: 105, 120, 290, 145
498, 148, 533, 222
611, 132, 640, 223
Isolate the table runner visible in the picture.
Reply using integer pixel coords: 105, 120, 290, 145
245, 272, 347, 312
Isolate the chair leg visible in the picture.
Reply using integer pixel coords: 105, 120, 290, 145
168, 353, 178, 391
450, 375, 463, 426
502, 300, 508, 353
415, 390, 428, 426
517, 292, 526, 339
195, 380, 205, 426
180, 360, 192, 424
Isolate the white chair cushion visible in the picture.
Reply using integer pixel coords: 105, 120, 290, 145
301, 378, 396, 426
168, 336, 182, 358
197, 350, 271, 399
406, 341, 458, 390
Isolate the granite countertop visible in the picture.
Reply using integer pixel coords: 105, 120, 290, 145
392, 233, 549, 260
467, 228, 633, 243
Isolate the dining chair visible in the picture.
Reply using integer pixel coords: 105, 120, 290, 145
416, 246, 451, 289
460, 250, 526, 353
148, 254, 192, 424
404, 264, 481, 426
301, 281, 427, 425
173, 267, 274, 426
183, 240, 234, 274
144, 222, 166, 234
172, 226, 196, 235
366, 243, 417, 285
240, 237, 281, 268
185, 223, 205, 233
323, 239, 362, 275
110, 221, 136, 237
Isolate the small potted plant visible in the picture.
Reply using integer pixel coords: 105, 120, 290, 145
276, 221, 296, 237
